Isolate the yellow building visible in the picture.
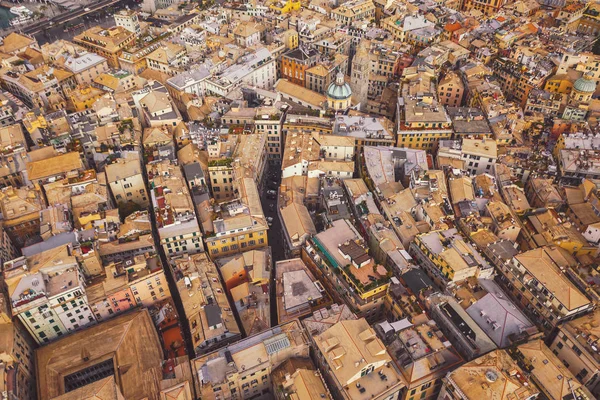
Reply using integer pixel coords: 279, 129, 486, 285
397, 131, 453, 150
205, 214, 269, 258
208, 162, 235, 203
544, 73, 577, 94
269, 0, 301, 13
22, 110, 47, 134
398, 72, 453, 149
205, 178, 269, 259
541, 224, 597, 256
281, 29, 299, 49
68, 85, 105, 112
410, 231, 485, 288
193, 320, 309, 399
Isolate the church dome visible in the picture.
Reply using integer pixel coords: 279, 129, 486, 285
574, 73, 597, 93
327, 72, 352, 100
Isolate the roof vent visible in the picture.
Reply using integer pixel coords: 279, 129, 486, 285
485, 370, 498, 382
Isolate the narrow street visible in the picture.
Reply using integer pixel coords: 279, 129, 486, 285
261, 162, 283, 327
139, 156, 196, 358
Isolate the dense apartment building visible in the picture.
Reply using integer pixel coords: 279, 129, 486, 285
114, 9, 141, 36
203, 193, 269, 258
330, 0, 376, 25
0, 186, 44, 250
332, 115, 396, 151
409, 229, 492, 289
548, 309, 600, 397
3, 246, 96, 345
204, 47, 276, 96
280, 47, 319, 87
147, 159, 204, 256
438, 350, 540, 399
0, 301, 36, 400
171, 253, 241, 355
397, 71, 453, 150
105, 154, 149, 209
460, 138, 497, 176
275, 258, 332, 323
438, 72, 464, 107
310, 318, 405, 400
377, 314, 464, 400
192, 320, 310, 398
255, 106, 286, 162
307, 219, 391, 322
73, 26, 136, 68
489, 246, 593, 333
0, 123, 27, 187
461, 0, 509, 16
305, 55, 348, 94
514, 339, 595, 400
491, 57, 550, 107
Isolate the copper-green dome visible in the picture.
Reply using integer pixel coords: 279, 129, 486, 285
574, 73, 596, 93
327, 72, 352, 100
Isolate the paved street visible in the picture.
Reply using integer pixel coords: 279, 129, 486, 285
260, 162, 283, 326
36, 9, 119, 44
4, 0, 139, 39
262, 163, 284, 262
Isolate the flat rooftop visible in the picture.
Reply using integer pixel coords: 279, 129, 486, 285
283, 269, 323, 311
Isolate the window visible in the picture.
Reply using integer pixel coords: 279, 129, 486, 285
360, 365, 374, 377
577, 368, 589, 381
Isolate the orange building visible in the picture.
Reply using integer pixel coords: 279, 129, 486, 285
280, 47, 319, 86
438, 72, 464, 107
